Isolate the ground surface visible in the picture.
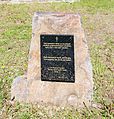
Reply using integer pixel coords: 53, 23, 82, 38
0, 0, 114, 118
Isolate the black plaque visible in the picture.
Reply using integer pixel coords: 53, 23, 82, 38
40, 34, 75, 83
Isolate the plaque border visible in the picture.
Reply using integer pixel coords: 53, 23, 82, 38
40, 34, 75, 83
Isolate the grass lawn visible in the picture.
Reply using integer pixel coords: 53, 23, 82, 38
0, 0, 114, 118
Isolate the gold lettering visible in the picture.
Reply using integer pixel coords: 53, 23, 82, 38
43, 56, 71, 61
43, 43, 71, 49
47, 67, 67, 73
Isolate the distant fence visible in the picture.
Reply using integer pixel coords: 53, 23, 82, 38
0, 0, 80, 2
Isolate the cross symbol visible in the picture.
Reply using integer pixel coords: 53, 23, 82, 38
56, 37, 58, 42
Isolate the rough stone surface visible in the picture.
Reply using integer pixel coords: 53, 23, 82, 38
11, 75, 28, 101
11, 12, 93, 107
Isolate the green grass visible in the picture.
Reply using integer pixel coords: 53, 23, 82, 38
0, 1, 114, 118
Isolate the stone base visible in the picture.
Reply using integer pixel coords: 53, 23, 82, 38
11, 75, 92, 107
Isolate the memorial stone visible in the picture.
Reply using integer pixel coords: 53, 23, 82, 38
11, 12, 93, 107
